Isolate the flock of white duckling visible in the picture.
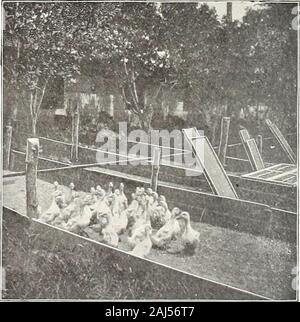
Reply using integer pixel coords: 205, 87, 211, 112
38, 181, 200, 258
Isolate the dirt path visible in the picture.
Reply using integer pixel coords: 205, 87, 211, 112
3, 174, 297, 300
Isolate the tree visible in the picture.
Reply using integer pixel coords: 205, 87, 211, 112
240, 3, 297, 134
160, 3, 226, 142
81, 2, 170, 131
3, 2, 117, 136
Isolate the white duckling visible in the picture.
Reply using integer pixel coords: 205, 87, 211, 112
90, 187, 98, 204
94, 188, 112, 216
151, 207, 181, 248
53, 181, 65, 202
131, 194, 145, 222
111, 189, 121, 216
119, 182, 128, 212
66, 195, 94, 233
59, 191, 81, 222
125, 193, 140, 230
125, 193, 139, 218
101, 213, 119, 248
130, 225, 153, 258
110, 189, 128, 234
175, 211, 200, 255
127, 223, 149, 249
39, 188, 63, 224
143, 195, 153, 225
53, 181, 59, 192
150, 195, 171, 229
152, 192, 159, 208
130, 196, 151, 235
135, 187, 142, 195
106, 182, 114, 205
146, 187, 154, 204
65, 182, 76, 205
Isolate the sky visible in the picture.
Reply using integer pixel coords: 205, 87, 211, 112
207, 2, 258, 21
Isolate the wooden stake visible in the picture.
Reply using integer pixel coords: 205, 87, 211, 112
71, 102, 80, 162
150, 147, 161, 192
4, 125, 12, 170
218, 117, 231, 166
25, 138, 40, 219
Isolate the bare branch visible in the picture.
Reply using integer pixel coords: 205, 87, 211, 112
123, 59, 140, 111
132, 74, 139, 104
121, 87, 131, 106
131, 61, 140, 104
154, 83, 163, 100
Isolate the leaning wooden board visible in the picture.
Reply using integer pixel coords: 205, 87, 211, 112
266, 119, 296, 164
183, 128, 238, 199
245, 138, 265, 171
239, 129, 265, 171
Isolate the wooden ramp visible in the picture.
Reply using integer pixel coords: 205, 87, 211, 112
266, 119, 296, 164
183, 128, 238, 199
239, 129, 265, 171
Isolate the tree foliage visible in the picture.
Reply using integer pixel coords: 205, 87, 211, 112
3, 2, 297, 136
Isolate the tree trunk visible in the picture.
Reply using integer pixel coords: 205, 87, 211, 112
139, 104, 153, 133
32, 118, 37, 137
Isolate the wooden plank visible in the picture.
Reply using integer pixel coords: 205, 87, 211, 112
25, 138, 40, 219
254, 171, 275, 180
239, 128, 254, 170
282, 175, 297, 183
243, 164, 293, 179
267, 167, 297, 181
245, 139, 265, 171
239, 128, 251, 142
183, 128, 238, 199
257, 135, 263, 155
262, 163, 291, 171
218, 117, 231, 166
266, 119, 296, 164
284, 176, 297, 185
4, 125, 13, 170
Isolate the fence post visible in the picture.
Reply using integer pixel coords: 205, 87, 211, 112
4, 125, 12, 170
150, 147, 161, 192
25, 138, 40, 219
71, 103, 80, 162
218, 117, 231, 166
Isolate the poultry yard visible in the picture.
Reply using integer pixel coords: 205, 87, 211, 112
3, 172, 297, 300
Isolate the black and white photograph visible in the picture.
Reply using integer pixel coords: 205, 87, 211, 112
0, 1, 299, 303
